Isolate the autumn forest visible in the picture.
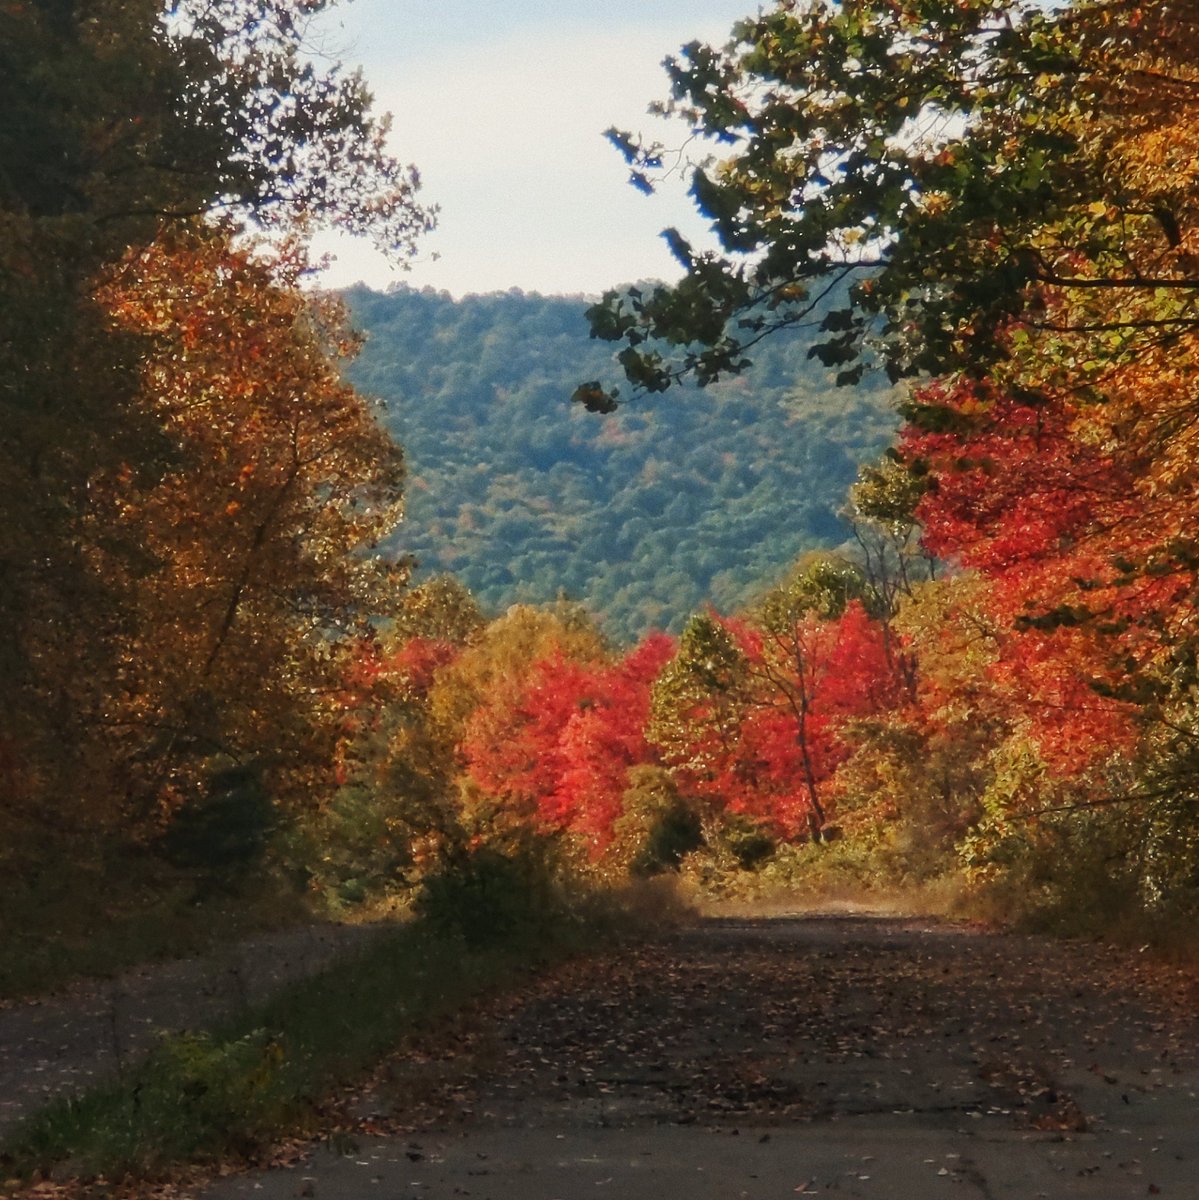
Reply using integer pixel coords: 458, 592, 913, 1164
7, 0, 1199, 1150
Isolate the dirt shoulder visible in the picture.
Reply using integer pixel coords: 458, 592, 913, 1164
0, 920, 389, 1139
199, 911, 1199, 1199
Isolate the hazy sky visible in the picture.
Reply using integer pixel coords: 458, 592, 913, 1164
309, 0, 759, 296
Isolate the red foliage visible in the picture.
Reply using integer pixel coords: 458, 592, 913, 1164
334, 635, 463, 786
460, 652, 594, 815
547, 633, 676, 848
341, 636, 459, 707
900, 377, 1147, 775
903, 380, 1127, 575
662, 606, 900, 838
750, 602, 900, 835
820, 601, 905, 719
461, 633, 675, 851
386, 637, 460, 698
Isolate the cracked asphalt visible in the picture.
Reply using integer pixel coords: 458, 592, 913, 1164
197, 911, 1199, 1199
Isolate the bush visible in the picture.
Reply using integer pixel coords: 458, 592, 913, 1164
298, 784, 414, 910
412, 843, 565, 946
610, 767, 703, 877
717, 816, 777, 870
160, 763, 274, 888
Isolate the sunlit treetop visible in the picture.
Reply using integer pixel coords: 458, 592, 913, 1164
578, 0, 1199, 408
0, 0, 435, 258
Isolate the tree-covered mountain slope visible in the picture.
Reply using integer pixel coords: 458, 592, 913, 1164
343, 284, 898, 642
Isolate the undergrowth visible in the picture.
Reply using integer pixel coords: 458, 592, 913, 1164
0, 866, 679, 1186
0, 843, 315, 1004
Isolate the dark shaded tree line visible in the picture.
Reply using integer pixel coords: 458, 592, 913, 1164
1, 0, 428, 896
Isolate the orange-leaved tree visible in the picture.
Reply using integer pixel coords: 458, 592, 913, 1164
0, 0, 430, 872
84, 230, 408, 851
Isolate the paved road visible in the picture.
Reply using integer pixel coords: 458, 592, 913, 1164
196, 913, 1199, 1199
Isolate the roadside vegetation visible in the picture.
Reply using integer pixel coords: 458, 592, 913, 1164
7, 0, 1199, 1188
1, 855, 679, 1184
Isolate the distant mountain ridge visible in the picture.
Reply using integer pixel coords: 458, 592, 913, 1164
342, 284, 898, 642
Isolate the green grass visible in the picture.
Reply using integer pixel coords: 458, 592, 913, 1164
0, 881, 662, 1185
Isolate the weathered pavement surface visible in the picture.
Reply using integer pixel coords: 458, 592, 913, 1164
198, 912, 1199, 1200
0, 922, 386, 1138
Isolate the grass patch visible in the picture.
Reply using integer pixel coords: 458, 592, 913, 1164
0, 876, 670, 1185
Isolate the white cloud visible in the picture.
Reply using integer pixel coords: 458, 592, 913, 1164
310, 16, 748, 295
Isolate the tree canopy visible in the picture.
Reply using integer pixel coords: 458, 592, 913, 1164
344, 284, 898, 641
584, 0, 1199, 405
1, 0, 428, 865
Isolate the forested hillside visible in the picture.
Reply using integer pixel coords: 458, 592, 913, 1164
343, 285, 898, 640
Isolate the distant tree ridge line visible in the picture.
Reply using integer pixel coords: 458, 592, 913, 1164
341, 283, 898, 642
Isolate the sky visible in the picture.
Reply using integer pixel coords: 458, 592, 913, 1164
308, 0, 759, 297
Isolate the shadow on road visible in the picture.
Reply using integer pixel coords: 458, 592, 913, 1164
195, 910, 1199, 1200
